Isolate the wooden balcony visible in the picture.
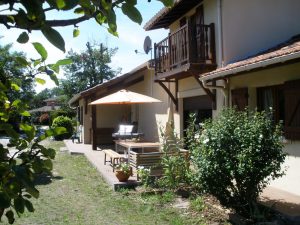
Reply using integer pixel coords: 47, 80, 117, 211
154, 22, 217, 80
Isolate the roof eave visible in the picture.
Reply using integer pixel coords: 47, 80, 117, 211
200, 51, 300, 82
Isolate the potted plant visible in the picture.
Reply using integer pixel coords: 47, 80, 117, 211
115, 163, 133, 182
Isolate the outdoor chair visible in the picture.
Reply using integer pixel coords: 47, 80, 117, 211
71, 125, 82, 143
112, 123, 143, 140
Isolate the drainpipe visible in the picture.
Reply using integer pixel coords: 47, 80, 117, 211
217, 0, 224, 66
202, 79, 229, 107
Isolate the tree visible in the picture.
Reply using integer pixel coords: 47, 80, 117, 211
62, 41, 121, 98
0, 0, 173, 52
0, 44, 35, 105
0, 0, 173, 223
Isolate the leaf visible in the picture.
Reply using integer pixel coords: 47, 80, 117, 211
53, 127, 67, 135
74, 7, 84, 14
73, 28, 80, 37
21, 111, 31, 117
14, 197, 25, 214
121, 3, 142, 25
32, 42, 48, 61
25, 186, 39, 199
0, 124, 19, 139
49, 73, 59, 86
15, 56, 29, 67
20, 123, 35, 141
56, 0, 66, 9
11, 83, 20, 91
24, 199, 34, 212
5, 210, 15, 224
55, 58, 72, 66
43, 159, 53, 170
17, 32, 29, 44
41, 26, 66, 52
0, 192, 11, 208
35, 77, 46, 85
41, 148, 56, 159
62, 0, 79, 10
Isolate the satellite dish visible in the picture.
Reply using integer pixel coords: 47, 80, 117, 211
143, 36, 152, 54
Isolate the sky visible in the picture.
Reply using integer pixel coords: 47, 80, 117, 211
0, 1, 168, 93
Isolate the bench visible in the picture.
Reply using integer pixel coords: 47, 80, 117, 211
129, 149, 189, 179
102, 149, 125, 172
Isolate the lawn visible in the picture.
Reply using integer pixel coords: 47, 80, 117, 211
5, 139, 229, 225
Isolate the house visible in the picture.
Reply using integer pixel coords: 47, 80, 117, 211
29, 96, 61, 113
68, 62, 174, 150
145, 0, 300, 199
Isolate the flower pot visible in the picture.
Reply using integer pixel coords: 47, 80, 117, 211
115, 170, 130, 182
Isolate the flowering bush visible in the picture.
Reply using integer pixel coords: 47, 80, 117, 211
188, 108, 286, 219
137, 166, 151, 186
39, 113, 50, 125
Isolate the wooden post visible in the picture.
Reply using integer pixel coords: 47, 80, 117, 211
92, 105, 97, 150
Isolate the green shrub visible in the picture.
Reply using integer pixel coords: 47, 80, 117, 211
188, 108, 286, 218
51, 116, 74, 140
51, 108, 76, 121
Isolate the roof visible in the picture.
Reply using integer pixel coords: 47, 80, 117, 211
144, 0, 201, 31
201, 35, 300, 81
68, 61, 151, 106
29, 106, 60, 113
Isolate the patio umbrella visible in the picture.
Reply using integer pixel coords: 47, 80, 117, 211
89, 89, 162, 105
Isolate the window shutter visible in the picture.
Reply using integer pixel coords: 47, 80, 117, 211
284, 79, 300, 140
231, 88, 248, 111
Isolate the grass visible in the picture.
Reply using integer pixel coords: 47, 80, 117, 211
2, 140, 198, 225
3, 139, 230, 225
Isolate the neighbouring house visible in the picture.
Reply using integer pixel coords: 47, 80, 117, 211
145, 0, 300, 198
68, 62, 175, 150
29, 96, 61, 113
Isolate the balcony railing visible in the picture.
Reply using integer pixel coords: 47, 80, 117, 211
154, 22, 216, 76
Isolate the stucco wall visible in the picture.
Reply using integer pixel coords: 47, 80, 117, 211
222, 0, 300, 64
96, 104, 130, 129
128, 69, 175, 141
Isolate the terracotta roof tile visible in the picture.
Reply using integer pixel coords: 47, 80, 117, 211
201, 35, 300, 79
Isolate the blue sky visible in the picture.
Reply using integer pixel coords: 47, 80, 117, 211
0, 1, 168, 92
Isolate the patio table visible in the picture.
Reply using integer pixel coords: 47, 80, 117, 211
114, 140, 160, 158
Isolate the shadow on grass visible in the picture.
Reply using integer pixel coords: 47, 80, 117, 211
35, 173, 63, 185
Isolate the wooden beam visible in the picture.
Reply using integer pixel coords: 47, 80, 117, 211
193, 75, 216, 110
158, 81, 178, 111
92, 105, 97, 150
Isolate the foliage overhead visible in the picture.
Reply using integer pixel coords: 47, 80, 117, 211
0, 43, 67, 224
0, 0, 174, 52
62, 41, 121, 97
188, 108, 286, 219
0, 0, 175, 223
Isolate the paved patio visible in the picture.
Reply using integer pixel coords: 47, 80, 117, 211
64, 139, 300, 221
63, 140, 139, 190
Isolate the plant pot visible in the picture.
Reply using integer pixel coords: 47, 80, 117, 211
115, 170, 130, 182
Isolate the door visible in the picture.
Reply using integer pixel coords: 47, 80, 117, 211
191, 5, 204, 62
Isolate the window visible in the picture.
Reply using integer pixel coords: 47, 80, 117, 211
257, 80, 300, 140
257, 85, 284, 124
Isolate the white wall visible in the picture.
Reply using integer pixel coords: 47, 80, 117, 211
222, 0, 300, 64
129, 69, 175, 141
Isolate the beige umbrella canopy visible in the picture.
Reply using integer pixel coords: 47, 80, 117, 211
89, 89, 162, 105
